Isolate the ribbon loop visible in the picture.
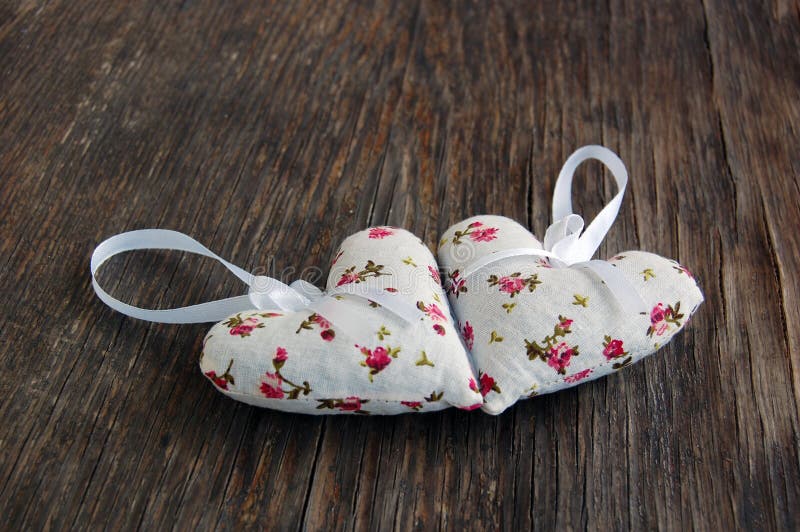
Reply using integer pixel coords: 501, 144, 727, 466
90, 230, 424, 341
91, 230, 254, 324
549, 145, 629, 264
460, 145, 647, 314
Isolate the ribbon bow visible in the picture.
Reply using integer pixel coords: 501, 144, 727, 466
462, 145, 648, 314
90, 230, 424, 342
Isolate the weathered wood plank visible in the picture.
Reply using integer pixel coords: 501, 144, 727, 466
0, 1, 798, 530
702, 2, 800, 529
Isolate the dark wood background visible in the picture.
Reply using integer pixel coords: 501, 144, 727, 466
1, 1, 798, 530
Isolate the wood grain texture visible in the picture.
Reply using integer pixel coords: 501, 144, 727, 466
1, 1, 798, 529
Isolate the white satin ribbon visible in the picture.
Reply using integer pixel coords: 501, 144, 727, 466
90, 229, 424, 340
462, 145, 648, 314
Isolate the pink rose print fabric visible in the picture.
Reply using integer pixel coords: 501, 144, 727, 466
647, 302, 685, 337
260, 372, 285, 398
428, 265, 441, 285
224, 315, 264, 337
448, 221, 500, 245
525, 316, 579, 374
257, 347, 312, 400
368, 227, 394, 239
199, 226, 480, 415
418, 301, 447, 322
297, 313, 336, 342
438, 214, 704, 414
357, 343, 400, 381
461, 321, 474, 349
564, 368, 592, 384
205, 359, 235, 390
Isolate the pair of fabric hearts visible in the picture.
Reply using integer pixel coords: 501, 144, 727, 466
91, 146, 703, 415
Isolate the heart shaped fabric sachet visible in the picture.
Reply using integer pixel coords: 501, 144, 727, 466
91, 227, 483, 415
437, 146, 704, 414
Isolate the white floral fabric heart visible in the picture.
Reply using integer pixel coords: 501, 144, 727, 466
436, 147, 703, 414
438, 215, 703, 413
199, 227, 482, 414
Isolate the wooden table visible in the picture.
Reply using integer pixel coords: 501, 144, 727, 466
2, 1, 798, 529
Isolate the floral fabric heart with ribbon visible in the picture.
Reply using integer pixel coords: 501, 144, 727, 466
436, 146, 704, 414
91, 227, 483, 414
